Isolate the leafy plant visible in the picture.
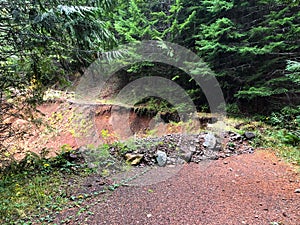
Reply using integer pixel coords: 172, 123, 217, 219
226, 103, 240, 115
286, 60, 300, 85
268, 106, 300, 131
0, 147, 93, 224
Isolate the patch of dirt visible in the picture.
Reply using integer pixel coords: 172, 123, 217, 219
4, 100, 213, 162
55, 150, 300, 225
3, 101, 299, 224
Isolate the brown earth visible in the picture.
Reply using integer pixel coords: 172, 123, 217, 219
4, 102, 153, 161
55, 150, 300, 225
5, 101, 205, 161
3, 102, 299, 224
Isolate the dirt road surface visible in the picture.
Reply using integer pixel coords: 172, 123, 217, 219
56, 150, 299, 225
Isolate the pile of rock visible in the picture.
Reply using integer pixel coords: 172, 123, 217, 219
108, 131, 255, 167
77, 131, 256, 171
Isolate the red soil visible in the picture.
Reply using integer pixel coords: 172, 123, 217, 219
4, 102, 298, 224
8, 101, 199, 160
56, 150, 300, 225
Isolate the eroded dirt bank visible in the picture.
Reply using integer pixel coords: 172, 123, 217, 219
6, 100, 213, 161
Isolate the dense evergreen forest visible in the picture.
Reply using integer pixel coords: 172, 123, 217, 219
1, 1, 300, 223
1, 0, 299, 138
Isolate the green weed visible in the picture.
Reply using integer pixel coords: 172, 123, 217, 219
0, 168, 67, 224
224, 114, 299, 167
0, 146, 93, 224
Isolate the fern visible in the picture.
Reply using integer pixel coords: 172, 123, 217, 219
286, 60, 300, 85
235, 87, 274, 99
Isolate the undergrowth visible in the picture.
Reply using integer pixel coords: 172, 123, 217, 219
0, 146, 95, 224
227, 105, 300, 167
254, 128, 300, 166
257, 106, 299, 166
0, 139, 146, 224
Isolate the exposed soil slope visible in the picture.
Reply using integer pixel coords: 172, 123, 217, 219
5, 101, 212, 161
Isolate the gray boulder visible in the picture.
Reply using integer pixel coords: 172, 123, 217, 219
156, 150, 167, 167
244, 132, 256, 139
180, 151, 193, 163
203, 133, 217, 149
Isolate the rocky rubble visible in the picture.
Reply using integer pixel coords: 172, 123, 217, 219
79, 131, 255, 170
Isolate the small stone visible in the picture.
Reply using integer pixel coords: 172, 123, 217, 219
146, 214, 152, 218
88, 162, 97, 169
203, 133, 217, 149
176, 158, 186, 165
189, 146, 196, 152
156, 150, 167, 167
254, 215, 259, 218
180, 151, 193, 162
283, 212, 288, 217
131, 157, 143, 165
125, 153, 143, 165
294, 188, 300, 193
235, 134, 242, 139
69, 153, 77, 159
167, 157, 176, 164
167, 164, 175, 168
229, 133, 236, 137
244, 132, 256, 139
78, 146, 88, 153
219, 153, 226, 158
223, 161, 228, 164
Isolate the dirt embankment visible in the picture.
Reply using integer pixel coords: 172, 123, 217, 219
4, 100, 212, 161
